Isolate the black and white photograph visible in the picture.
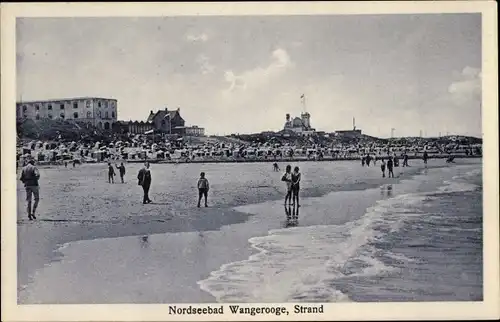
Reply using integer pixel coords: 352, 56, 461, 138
1, 2, 498, 321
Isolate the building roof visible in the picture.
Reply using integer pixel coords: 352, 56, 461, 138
116, 120, 153, 125
17, 97, 117, 104
147, 108, 182, 122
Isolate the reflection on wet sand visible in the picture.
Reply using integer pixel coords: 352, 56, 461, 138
380, 184, 393, 198
284, 205, 299, 227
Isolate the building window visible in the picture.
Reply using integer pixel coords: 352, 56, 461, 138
60, 104, 64, 110
86, 111, 91, 118
35, 105, 40, 111
97, 122, 102, 129
86, 100, 91, 108
22, 105, 27, 111
111, 111, 115, 118
60, 113, 65, 119
104, 101, 108, 108
48, 104, 52, 110
35, 114, 40, 120
73, 102, 78, 109
48, 114, 53, 119
104, 122, 110, 130
73, 112, 79, 119
105, 111, 109, 119
98, 101, 101, 107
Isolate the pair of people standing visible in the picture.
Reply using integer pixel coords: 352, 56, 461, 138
380, 158, 395, 178
282, 165, 301, 207
108, 162, 126, 183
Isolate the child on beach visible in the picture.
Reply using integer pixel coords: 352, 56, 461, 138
197, 172, 210, 208
281, 165, 293, 205
380, 159, 386, 178
116, 162, 126, 183
291, 166, 301, 207
137, 162, 152, 204
108, 162, 115, 183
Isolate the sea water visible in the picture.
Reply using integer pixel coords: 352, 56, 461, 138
197, 164, 483, 302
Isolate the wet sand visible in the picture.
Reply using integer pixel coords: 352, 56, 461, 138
16, 159, 476, 303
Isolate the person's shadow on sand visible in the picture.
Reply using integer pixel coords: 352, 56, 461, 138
284, 205, 299, 228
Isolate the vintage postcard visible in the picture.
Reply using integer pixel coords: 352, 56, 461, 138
1, 1, 499, 321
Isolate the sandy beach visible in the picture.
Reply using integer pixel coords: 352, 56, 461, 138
16, 158, 482, 303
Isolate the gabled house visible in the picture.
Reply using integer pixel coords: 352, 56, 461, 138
147, 107, 186, 134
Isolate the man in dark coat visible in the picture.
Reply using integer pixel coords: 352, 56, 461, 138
137, 162, 152, 204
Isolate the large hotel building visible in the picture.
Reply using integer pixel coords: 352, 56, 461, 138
16, 97, 118, 130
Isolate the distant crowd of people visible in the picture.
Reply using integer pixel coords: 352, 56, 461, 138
359, 152, 430, 178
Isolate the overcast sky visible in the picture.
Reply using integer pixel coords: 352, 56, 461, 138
16, 14, 481, 137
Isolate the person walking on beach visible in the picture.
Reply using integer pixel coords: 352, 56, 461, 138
393, 155, 399, 167
273, 162, 280, 172
291, 166, 301, 207
361, 156, 365, 167
20, 159, 40, 220
366, 154, 372, 167
107, 162, 115, 183
403, 153, 409, 167
380, 159, 386, 178
197, 172, 210, 208
116, 162, 126, 183
281, 165, 293, 205
423, 151, 429, 167
387, 157, 394, 178
137, 162, 152, 204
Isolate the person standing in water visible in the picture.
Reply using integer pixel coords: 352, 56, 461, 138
107, 162, 115, 183
387, 157, 394, 178
423, 151, 429, 167
116, 162, 126, 183
403, 153, 409, 167
20, 159, 40, 220
281, 165, 293, 205
366, 154, 372, 167
137, 162, 152, 204
380, 158, 386, 178
291, 166, 301, 207
197, 172, 210, 208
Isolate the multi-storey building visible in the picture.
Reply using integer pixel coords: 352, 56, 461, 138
16, 97, 118, 130
185, 125, 205, 137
